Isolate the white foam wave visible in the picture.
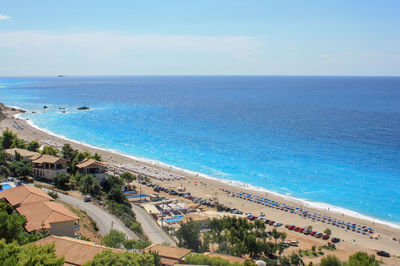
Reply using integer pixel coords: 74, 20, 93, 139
14, 109, 400, 230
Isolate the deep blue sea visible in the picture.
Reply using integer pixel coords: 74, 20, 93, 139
1, 76, 399, 225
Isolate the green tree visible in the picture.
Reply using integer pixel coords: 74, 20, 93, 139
61, 144, 78, 168
185, 253, 252, 266
41, 146, 59, 156
0, 239, 64, 265
176, 219, 202, 252
324, 228, 332, 235
17, 242, 64, 265
1, 128, 16, 149
107, 186, 126, 204
101, 229, 127, 249
320, 255, 342, 266
9, 160, 32, 178
120, 172, 136, 183
84, 250, 154, 266
0, 202, 28, 244
0, 165, 10, 179
347, 252, 379, 266
27, 141, 40, 152
290, 253, 304, 265
79, 174, 101, 196
123, 239, 151, 250
53, 173, 70, 189
101, 175, 123, 193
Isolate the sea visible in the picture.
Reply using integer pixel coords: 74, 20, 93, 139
1, 76, 399, 227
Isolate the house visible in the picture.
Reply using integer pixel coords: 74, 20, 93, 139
31, 154, 67, 180
0, 185, 54, 207
203, 252, 247, 264
76, 158, 107, 181
4, 148, 40, 162
16, 201, 79, 237
143, 244, 191, 265
32, 236, 124, 265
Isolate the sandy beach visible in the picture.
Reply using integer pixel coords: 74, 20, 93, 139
2, 105, 400, 264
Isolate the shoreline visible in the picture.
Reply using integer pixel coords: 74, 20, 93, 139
14, 106, 400, 230
2, 104, 400, 258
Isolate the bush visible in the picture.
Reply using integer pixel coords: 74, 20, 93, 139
324, 228, 332, 235
47, 191, 59, 199
53, 173, 70, 190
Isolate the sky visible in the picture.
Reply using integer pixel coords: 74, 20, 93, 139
0, 0, 399, 76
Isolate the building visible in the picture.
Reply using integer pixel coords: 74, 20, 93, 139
32, 236, 124, 265
16, 201, 79, 237
203, 252, 247, 264
31, 154, 67, 180
4, 148, 40, 162
0, 185, 54, 207
76, 158, 107, 181
143, 244, 191, 265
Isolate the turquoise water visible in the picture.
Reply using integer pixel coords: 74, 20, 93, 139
0, 184, 12, 191
1, 76, 399, 225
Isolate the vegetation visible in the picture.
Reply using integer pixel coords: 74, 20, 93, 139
27, 141, 40, 152
0, 239, 64, 265
83, 250, 155, 266
185, 253, 256, 266
0, 128, 26, 150
324, 228, 332, 235
176, 216, 287, 260
101, 229, 150, 250
47, 191, 59, 199
347, 252, 380, 266
9, 160, 32, 178
120, 172, 136, 183
105, 200, 143, 236
0, 201, 48, 245
53, 173, 70, 189
40, 145, 59, 156
320, 255, 342, 266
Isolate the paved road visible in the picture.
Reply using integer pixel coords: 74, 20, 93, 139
44, 188, 139, 240
131, 204, 176, 246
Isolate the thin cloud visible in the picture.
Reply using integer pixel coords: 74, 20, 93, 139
0, 14, 11, 20
0, 31, 264, 75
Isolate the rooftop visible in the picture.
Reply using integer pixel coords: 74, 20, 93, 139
16, 201, 79, 232
32, 236, 124, 265
32, 154, 67, 164
4, 148, 40, 158
0, 185, 54, 206
203, 252, 246, 264
76, 158, 107, 169
143, 244, 191, 260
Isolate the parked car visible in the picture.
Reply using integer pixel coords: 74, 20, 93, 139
331, 237, 340, 243
288, 225, 295, 230
83, 196, 91, 202
289, 241, 298, 247
269, 220, 275, 226
294, 226, 300, 232
310, 231, 317, 236
274, 222, 283, 227
303, 229, 312, 235
376, 251, 390, 257
282, 241, 290, 248
322, 234, 330, 240
315, 232, 323, 238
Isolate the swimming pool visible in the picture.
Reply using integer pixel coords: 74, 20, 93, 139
126, 194, 148, 199
0, 184, 12, 192
160, 216, 184, 222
